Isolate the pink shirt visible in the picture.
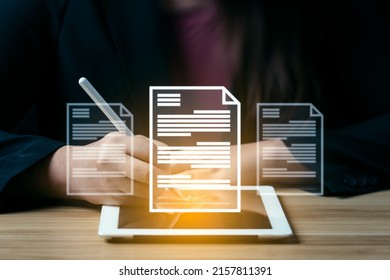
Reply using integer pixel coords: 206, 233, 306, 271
173, 1, 234, 88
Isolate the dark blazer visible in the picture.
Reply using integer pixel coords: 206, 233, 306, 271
0, 0, 389, 209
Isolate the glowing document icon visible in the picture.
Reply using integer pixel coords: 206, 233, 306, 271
257, 103, 323, 195
150, 87, 241, 212
66, 103, 134, 195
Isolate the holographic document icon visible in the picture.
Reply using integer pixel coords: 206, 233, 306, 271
257, 103, 323, 195
150, 87, 241, 212
66, 103, 134, 195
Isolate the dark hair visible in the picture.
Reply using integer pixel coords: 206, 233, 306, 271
221, 0, 320, 141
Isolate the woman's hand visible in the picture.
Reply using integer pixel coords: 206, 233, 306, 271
43, 133, 167, 206
173, 142, 258, 186
174, 140, 304, 186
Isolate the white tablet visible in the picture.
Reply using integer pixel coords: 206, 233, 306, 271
98, 186, 292, 240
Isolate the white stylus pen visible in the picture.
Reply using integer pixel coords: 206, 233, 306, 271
78, 77, 133, 136
78, 77, 184, 200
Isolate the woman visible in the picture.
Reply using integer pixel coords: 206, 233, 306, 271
0, 0, 389, 212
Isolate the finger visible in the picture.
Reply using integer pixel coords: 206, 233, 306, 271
131, 181, 164, 202
125, 135, 166, 168
169, 163, 191, 173
152, 139, 171, 170
129, 155, 170, 185
125, 135, 150, 163
176, 168, 213, 180
124, 155, 167, 200
153, 139, 168, 147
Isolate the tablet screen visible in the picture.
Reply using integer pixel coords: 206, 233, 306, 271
171, 211, 271, 229
98, 186, 292, 239
117, 190, 272, 230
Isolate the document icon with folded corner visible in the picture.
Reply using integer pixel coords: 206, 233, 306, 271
256, 103, 323, 195
150, 86, 241, 213
66, 103, 134, 196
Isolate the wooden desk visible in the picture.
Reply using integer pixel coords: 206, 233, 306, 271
1, 190, 389, 259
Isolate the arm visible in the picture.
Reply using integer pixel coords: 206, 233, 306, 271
177, 127, 390, 196
323, 114, 390, 195
0, 132, 64, 212
0, 1, 66, 211
0, 1, 165, 211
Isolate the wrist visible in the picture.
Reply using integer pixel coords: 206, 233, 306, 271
43, 145, 68, 199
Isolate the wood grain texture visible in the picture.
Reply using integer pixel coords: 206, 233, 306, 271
1, 190, 389, 260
